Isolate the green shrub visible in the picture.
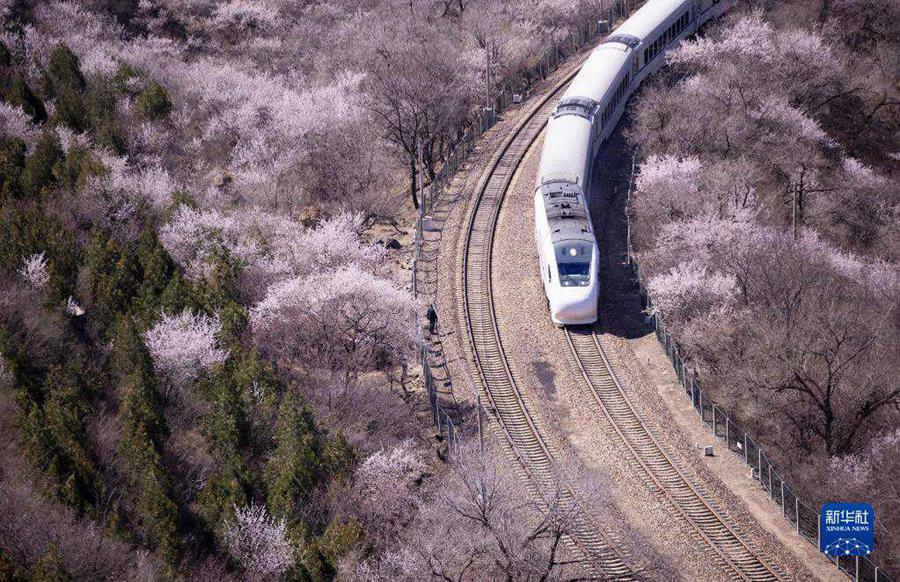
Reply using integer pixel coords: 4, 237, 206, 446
0, 204, 79, 301
52, 87, 88, 132
29, 543, 72, 582
265, 392, 322, 520
93, 120, 126, 154
317, 518, 363, 566
42, 45, 85, 97
19, 131, 62, 200
134, 80, 172, 121
84, 235, 140, 334
112, 63, 140, 96
0, 42, 11, 69
4, 77, 47, 123
0, 137, 26, 200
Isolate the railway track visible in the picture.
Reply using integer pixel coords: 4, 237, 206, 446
458, 41, 792, 582
564, 328, 787, 581
460, 63, 635, 579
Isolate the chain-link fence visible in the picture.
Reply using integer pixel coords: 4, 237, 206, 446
625, 161, 895, 582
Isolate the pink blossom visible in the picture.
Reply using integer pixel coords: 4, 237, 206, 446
0, 102, 38, 147
143, 310, 229, 392
18, 252, 49, 290
223, 503, 294, 578
646, 259, 738, 319
250, 265, 419, 375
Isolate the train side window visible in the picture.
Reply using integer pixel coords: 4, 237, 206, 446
547, 264, 551, 281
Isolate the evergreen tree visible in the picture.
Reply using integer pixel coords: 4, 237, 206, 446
84, 233, 140, 334
197, 352, 254, 529
111, 317, 180, 564
19, 131, 61, 200
42, 361, 101, 510
4, 77, 47, 123
41, 45, 85, 98
0, 333, 98, 511
52, 87, 88, 132
265, 392, 322, 521
0, 205, 79, 302
0, 137, 25, 200
134, 80, 172, 121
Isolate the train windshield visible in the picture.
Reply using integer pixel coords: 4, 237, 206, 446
555, 241, 592, 287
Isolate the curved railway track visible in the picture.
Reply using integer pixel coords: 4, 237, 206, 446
565, 328, 787, 581
461, 64, 634, 579
459, 47, 791, 582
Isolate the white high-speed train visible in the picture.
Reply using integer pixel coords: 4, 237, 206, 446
535, 0, 730, 325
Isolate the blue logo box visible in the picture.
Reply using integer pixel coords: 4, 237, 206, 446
820, 502, 874, 556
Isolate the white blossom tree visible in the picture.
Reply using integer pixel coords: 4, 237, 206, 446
18, 252, 49, 290
250, 266, 419, 382
223, 503, 295, 578
143, 310, 229, 393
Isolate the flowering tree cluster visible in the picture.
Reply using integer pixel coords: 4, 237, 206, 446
346, 440, 426, 548
630, 7, 900, 568
0, 0, 636, 578
251, 265, 419, 381
223, 503, 295, 578
143, 310, 228, 393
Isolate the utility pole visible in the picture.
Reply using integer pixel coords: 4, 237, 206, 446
417, 139, 426, 217
485, 41, 492, 111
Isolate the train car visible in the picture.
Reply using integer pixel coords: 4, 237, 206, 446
534, 0, 730, 326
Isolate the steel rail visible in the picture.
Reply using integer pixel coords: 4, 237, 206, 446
460, 60, 635, 580
565, 328, 787, 581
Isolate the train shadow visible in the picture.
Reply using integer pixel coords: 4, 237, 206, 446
588, 113, 653, 340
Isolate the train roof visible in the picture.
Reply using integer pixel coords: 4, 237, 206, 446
613, 0, 692, 40
539, 178, 593, 243
539, 115, 592, 183
562, 46, 630, 104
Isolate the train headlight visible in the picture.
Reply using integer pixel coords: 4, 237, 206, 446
569, 248, 578, 256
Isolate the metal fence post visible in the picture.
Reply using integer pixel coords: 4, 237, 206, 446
781, 482, 785, 516
818, 508, 821, 549
725, 417, 729, 449
744, 433, 749, 465
712, 404, 717, 436
758, 449, 763, 485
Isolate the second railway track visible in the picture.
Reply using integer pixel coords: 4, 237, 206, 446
461, 62, 634, 579
459, 45, 792, 582
565, 328, 787, 581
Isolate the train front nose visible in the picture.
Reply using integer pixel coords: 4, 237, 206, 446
550, 285, 598, 325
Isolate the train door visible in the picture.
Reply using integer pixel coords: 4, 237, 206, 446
691, 0, 700, 21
